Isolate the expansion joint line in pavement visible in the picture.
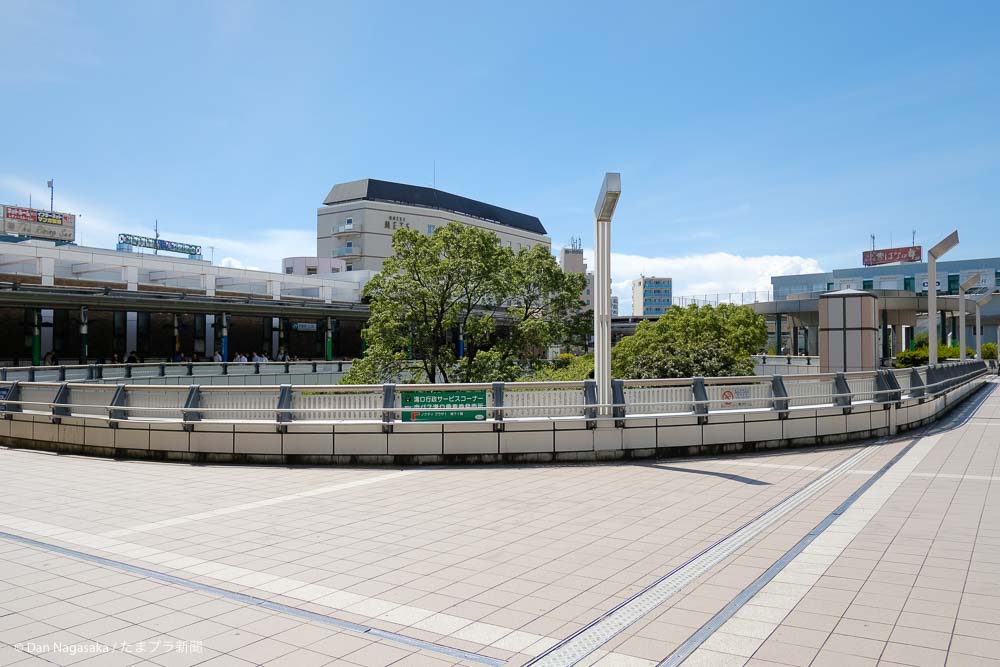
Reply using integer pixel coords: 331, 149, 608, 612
525, 442, 884, 667
0, 529, 504, 667
657, 381, 995, 666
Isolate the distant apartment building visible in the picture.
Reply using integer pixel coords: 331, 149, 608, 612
611, 295, 619, 316
318, 179, 550, 273
632, 276, 673, 317
559, 240, 595, 310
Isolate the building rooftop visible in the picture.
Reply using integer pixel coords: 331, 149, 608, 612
322, 178, 546, 236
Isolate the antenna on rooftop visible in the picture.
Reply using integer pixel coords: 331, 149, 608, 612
870, 234, 875, 251
154, 219, 159, 255
912, 229, 916, 246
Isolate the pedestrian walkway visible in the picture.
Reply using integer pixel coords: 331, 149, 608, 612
0, 380, 996, 666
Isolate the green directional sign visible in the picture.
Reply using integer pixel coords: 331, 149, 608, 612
401, 389, 487, 422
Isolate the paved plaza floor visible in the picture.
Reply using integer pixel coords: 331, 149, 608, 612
0, 381, 998, 667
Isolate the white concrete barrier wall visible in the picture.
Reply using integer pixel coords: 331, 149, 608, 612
0, 361, 991, 464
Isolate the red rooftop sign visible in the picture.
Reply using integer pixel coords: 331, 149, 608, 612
862, 245, 922, 266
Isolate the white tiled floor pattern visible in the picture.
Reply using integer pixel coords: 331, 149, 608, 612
0, 383, 996, 666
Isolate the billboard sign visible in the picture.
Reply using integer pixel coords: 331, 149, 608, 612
1, 204, 76, 241
862, 246, 922, 267
118, 234, 202, 257
401, 390, 487, 422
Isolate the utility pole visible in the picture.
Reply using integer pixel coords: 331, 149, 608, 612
154, 219, 159, 255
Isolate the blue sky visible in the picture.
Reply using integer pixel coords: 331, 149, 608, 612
2, 1, 998, 313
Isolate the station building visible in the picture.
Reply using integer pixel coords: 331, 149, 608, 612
317, 179, 550, 272
757, 256, 1000, 359
0, 238, 370, 365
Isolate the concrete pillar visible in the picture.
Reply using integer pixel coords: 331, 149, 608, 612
126, 312, 138, 357
220, 313, 229, 361
40, 309, 54, 358
173, 314, 180, 356
205, 315, 215, 359
325, 317, 334, 361
32, 309, 41, 365
79, 306, 89, 364
775, 314, 782, 354
792, 325, 799, 356
202, 274, 216, 297
819, 290, 878, 373
124, 266, 138, 357
39, 257, 55, 287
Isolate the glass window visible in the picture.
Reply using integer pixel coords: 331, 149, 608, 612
306, 267, 317, 275
948, 274, 960, 294
346, 264, 353, 271
285, 267, 293, 274
385, 221, 390, 229
862, 279, 873, 290
904, 276, 915, 292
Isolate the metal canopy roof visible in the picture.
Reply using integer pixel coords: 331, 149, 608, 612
0, 284, 370, 320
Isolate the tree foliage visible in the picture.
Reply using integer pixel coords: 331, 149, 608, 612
611, 303, 766, 379
341, 223, 587, 384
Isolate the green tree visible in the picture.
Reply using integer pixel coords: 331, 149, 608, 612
342, 223, 586, 384
611, 303, 766, 379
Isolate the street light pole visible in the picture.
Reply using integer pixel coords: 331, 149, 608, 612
927, 231, 959, 365
593, 173, 621, 416
958, 274, 981, 361
975, 292, 993, 360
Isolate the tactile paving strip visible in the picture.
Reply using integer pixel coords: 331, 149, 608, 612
527, 445, 880, 667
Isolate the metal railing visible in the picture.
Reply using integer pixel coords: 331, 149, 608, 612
0, 360, 353, 383
0, 361, 990, 427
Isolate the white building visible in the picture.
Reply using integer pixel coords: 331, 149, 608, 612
282, 256, 346, 276
559, 243, 595, 310
317, 179, 550, 272
632, 276, 673, 317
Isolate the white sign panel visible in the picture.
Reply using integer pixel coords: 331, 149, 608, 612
2, 204, 76, 241
917, 274, 942, 294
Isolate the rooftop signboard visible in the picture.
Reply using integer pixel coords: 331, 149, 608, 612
1, 204, 76, 241
862, 245, 922, 266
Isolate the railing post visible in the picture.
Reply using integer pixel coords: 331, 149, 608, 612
0, 368, 5, 381
254, 362, 260, 375
159, 363, 165, 377
382, 384, 396, 432
27, 367, 35, 382
108, 384, 128, 426
491, 382, 505, 431
583, 379, 597, 429
221, 362, 228, 376
51, 382, 71, 423
611, 379, 626, 428
834, 373, 852, 412
2, 381, 21, 416
187, 362, 194, 376
125, 364, 132, 379
909, 368, 925, 400
276, 384, 293, 433
692, 377, 709, 424
58, 366, 66, 381
182, 385, 201, 431
771, 376, 789, 417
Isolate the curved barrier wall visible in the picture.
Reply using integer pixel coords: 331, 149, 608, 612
0, 361, 992, 465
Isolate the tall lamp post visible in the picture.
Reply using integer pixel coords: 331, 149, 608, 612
927, 231, 959, 365
958, 274, 982, 361
593, 173, 621, 415
975, 292, 993, 360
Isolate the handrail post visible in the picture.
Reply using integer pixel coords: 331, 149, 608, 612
491, 382, 505, 431
125, 363, 132, 379
382, 384, 396, 433
276, 384, 293, 433
2, 381, 21, 416
692, 377, 708, 424
909, 368, 925, 400
583, 379, 597, 429
182, 385, 201, 431
611, 379, 626, 428
108, 384, 128, 426
834, 373, 852, 412
771, 376, 789, 417
51, 382, 71, 423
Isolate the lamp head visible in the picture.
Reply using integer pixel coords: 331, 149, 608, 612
594, 172, 622, 222
928, 230, 959, 259
977, 292, 994, 307
960, 273, 983, 292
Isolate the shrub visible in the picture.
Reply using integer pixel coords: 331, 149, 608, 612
896, 348, 928, 367
983, 342, 998, 361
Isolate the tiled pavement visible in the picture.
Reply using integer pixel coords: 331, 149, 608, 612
0, 381, 997, 666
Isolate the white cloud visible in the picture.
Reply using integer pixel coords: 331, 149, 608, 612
582, 249, 824, 316
0, 175, 314, 272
